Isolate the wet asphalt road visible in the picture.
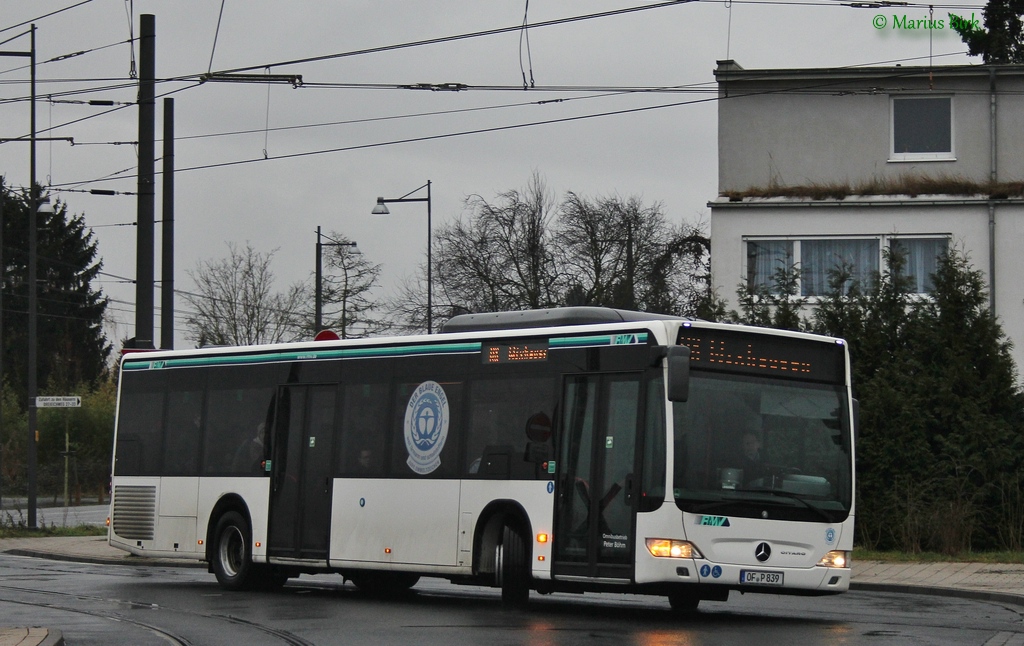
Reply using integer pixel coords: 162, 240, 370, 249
0, 553, 1022, 645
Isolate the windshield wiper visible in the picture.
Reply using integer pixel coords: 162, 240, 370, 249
734, 489, 834, 523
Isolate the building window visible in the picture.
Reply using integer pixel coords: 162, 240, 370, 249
801, 239, 879, 296
744, 235, 948, 298
890, 96, 953, 161
746, 240, 793, 293
892, 237, 948, 293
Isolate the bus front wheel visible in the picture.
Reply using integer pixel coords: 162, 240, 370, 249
497, 524, 530, 608
212, 511, 254, 591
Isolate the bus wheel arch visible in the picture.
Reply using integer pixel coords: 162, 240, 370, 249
474, 501, 532, 607
206, 496, 256, 590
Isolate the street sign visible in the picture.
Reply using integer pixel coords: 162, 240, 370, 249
34, 396, 81, 408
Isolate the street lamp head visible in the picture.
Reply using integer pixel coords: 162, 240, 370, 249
371, 198, 390, 216
36, 195, 54, 215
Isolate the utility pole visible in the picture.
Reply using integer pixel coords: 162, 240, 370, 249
135, 14, 155, 349
0, 177, 4, 509
27, 24, 40, 529
161, 97, 174, 349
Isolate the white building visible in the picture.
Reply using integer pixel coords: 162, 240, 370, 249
709, 61, 1024, 374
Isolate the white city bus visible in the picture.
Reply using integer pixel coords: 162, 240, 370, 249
109, 307, 855, 610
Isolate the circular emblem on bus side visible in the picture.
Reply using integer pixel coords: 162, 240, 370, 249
404, 380, 450, 475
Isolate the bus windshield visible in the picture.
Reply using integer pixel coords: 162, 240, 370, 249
673, 371, 852, 523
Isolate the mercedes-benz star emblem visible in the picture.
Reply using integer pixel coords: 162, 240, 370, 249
754, 542, 771, 562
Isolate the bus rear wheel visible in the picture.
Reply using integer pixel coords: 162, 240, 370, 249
212, 511, 254, 591
497, 524, 530, 608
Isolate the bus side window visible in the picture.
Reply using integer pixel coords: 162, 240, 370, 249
467, 376, 553, 479
639, 375, 666, 512
114, 373, 164, 475
164, 389, 202, 475
339, 382, 389, 477
202, 366, 276, 476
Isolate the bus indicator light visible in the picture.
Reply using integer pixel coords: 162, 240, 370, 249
384, 547, 392, 554
536, 533, 548, 543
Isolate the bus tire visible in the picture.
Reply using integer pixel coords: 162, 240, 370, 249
212, 511, 254, 591
498, 524, 530, 608
668, 591, 700, 612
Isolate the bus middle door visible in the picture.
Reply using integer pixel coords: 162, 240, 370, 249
267, 384, 336, 561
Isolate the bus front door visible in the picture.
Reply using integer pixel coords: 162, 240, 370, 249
553, 373, 641, 581
267, 384, 336, 560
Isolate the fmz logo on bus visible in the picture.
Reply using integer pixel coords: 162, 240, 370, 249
698, 515, 731, 527
613, 334, 638, 345
404, 380, 450, 475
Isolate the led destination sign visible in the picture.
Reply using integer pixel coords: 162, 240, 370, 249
483, 341, 549, 364
677, 326, 845, 383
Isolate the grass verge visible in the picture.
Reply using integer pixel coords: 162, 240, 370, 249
1, 509, 107, 538
854, 548, 1024, 564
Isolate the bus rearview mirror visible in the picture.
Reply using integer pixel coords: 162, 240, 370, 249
667, 345, 690, 402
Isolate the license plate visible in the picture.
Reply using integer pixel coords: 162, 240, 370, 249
740, 570, 784, 586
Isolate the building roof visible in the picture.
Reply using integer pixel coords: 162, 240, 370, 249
714, 60, 1024, 84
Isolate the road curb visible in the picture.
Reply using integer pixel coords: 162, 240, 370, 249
851, 581, 1024, 608
3, 549, 204, 569
39, 629, 64, 646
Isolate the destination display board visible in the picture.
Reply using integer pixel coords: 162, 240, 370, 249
676, 326, 845, 384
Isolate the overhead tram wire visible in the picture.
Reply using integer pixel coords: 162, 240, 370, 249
189, 0, 978, 82
2, 81, 202, 144
173, 82, 720, 142
40, 43, 972, 191
0, 38, 135, 78
48, 57, 978, 188
195, 0, 702, 79
0, 0, 96, 35
0, 1, 971, 140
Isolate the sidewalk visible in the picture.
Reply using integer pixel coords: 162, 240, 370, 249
1, 536, 1023, 646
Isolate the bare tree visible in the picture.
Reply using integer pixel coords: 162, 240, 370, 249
556, 193, 711, 315
389, 174, 713, 330
318, 232, 389, 339
184, 242, 307, 346
434, 172, 560, 315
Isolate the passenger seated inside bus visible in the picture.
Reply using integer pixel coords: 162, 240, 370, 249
230, 422, 266, 473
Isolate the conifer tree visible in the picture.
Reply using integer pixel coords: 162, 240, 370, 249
1, 183, 110, 403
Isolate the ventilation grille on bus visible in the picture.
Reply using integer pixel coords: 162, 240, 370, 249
112, 485, 156, 540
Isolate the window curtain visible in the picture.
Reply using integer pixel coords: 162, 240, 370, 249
894, 238, 947, 293
746, 240, 793, 293
801, 239, 879, 296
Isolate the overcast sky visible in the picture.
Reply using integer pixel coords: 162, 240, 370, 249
0, 0, 981, 348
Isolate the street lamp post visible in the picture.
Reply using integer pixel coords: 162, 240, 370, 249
371, 181, 432, 333
314, 226, 358, 334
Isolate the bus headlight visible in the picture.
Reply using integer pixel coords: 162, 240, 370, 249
645, 538, 703, 559
817, 550, 850, 568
